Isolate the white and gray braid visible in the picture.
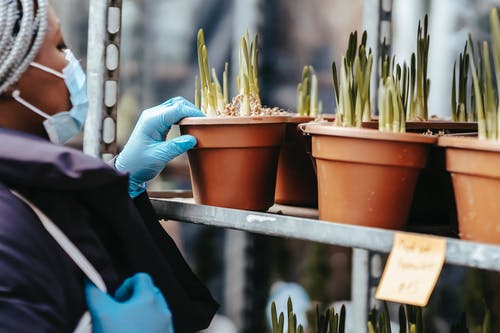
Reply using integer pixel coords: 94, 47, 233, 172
0, 0, 48, 95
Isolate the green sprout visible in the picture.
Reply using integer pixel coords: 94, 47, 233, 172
407, 15, 430, 121
332, 31, 374, 127
368, 303, 423, 333
271, 298, 305, 333
451, 44, 473, 122
297, 65, 322, 117
310, 304, 346, 333
378, 55, 406, 133
271, 298, 345, 333
196, 29, 229, 116
466, 7, 500, 140
449, 308, 491, 333
378, 16, 429, 124
237, 30, 261, 115
196, 28, 276, 117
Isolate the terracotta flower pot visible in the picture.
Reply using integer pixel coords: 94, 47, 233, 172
362, 120, 478, 234
302, 124, 436, 229
401, 123, 477, 234
438, 136, 500, 245
275, 116, 318, 207
179, 116, 287, 211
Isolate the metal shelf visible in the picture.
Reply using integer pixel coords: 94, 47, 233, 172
151, 198, 500, 272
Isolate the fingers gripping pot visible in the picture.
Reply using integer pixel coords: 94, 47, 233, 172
180, 116, 287, 211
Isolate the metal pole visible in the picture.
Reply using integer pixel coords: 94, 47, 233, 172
355, 1, 393, 330
140, 0, 154, 108
84, 0, 122, 161
84, 0, 106, 158
230, 0, 261, 98
363, 0, 381, 115
378, 0, 393, 57
225, 2, 262, 330
363, 0, 393, 116
351, 249, 370, 333
223, 229, 249, 331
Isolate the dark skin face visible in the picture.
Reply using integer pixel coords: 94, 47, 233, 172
0, 6, 71, 139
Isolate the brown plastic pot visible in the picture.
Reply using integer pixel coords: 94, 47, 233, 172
438, 136, 500, 245
179, 116, 286, 211
362, 120, 478, 234
302, 124, 436, 229
275, 116, 318, 207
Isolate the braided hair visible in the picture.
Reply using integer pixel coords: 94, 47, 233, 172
0, 0, 48, 95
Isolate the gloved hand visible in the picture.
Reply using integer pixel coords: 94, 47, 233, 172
115, 96, 205, 197
84, 273, 174, 333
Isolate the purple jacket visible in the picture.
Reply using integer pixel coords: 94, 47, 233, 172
0, 128, 218, 332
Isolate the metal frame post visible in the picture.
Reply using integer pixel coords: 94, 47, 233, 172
351, 249, 370, 333
224, 1, 263, 331
363, 0, 393, 116
84, 0, 122, 161
363, 0, 381, 115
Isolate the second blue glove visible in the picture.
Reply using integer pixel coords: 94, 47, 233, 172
85, 273, 174, 333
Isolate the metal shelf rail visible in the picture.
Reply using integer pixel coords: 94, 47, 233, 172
152, 199, 500, 272
152, 198, 500, 332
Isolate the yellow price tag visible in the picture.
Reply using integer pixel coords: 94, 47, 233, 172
375, 232, 446, 307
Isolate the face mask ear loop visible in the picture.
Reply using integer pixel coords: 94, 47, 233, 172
12, 90, 51, 119
30, 62, 65, 79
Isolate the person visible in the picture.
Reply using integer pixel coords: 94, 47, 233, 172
0, 0, 218, 332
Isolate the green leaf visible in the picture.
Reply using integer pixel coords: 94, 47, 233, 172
398, 305, 406, 333
482, 308, 491, 333
451, 61, 457, 121
468, 33, 487, 138
339, 305, 346, 333
272, 302, 279, 333
332, 61, 340, 106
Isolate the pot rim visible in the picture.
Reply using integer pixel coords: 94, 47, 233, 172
179, 115, 288, 125
301, 123, 437, 144
286, 115, 317, 124
405, 120, 477, 130
362, 120, 477, 130
438, 135, 500, 152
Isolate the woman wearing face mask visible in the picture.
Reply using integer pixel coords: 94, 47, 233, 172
0, 1, 218, 332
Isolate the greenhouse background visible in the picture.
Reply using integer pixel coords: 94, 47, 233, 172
48, 1, 500, 332
52, 0, 500, 189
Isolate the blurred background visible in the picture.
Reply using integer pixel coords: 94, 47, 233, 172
53, 0, 500, 190
50, 1, 500, 332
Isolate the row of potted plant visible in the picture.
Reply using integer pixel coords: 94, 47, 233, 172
181, 29, 331, 211
305, 9, 500, 244
179, 9, 500, 245
269, 297, 491, 333
270, 298, 346, 333
301, 10, 500, 247
437, 8, 500, 245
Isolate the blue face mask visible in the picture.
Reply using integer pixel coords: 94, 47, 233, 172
12, 49, 88, 145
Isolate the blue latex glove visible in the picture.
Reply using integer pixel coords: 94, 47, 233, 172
84, 273, 174, 333
115, 96, 205, 197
